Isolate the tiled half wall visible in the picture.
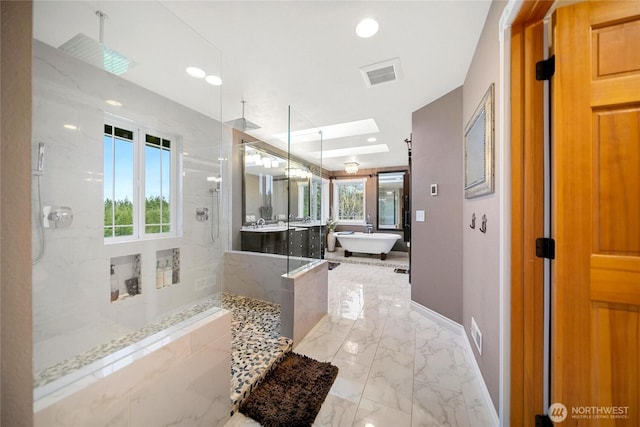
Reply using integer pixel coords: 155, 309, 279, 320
222, 250, 328, 345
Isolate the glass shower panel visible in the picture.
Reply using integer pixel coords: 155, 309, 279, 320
286, 106, 324, 274
31, 1, 227, 384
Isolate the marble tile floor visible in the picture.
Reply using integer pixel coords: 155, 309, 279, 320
324, 247, 409, 270
225, 262, 497, 427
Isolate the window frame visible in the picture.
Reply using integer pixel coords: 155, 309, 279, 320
104, 118, 180, 243
141, 129, 178, 237
297, 180, 309, 219
332, 178, 367, 225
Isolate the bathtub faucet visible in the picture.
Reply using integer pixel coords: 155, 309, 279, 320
366, 223, 373, 234
257, 218, 266, 228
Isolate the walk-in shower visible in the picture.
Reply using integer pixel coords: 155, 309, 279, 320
31, 3, 231, 425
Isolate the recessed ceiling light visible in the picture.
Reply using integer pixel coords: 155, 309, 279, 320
105, 99, 122, 107
356, 18, 379, 38
63, 124, 78, 130
205, 75, 222, 86
186, 66, 206, 79
367, 137, 377, 142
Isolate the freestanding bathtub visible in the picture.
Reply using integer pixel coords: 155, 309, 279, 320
335, 232, 401, 260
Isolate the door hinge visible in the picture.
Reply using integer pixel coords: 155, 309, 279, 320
535, 414, 553, 427
536, 237, 555, 260
536, 55, 555, 80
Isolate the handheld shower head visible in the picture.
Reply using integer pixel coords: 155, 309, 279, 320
33, 142, 45, 175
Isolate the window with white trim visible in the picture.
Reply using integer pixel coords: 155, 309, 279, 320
332, 178, 367, 224
103, 121, 179, 240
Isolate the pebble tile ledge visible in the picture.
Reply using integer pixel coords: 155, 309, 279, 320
33, 296, 223, 389
222, 293, 293, 416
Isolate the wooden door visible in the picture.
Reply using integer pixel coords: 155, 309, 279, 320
552, 2, 640, 425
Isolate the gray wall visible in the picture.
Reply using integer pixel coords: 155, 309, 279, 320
462, 0, 505, 411
1, 1, 34, 423
410, 87, 463, 323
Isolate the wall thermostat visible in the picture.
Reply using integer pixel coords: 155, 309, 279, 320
430, 184, 438, 196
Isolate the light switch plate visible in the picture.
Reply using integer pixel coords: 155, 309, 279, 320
416, 210, 425, 222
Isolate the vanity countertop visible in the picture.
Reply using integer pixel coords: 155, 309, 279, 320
241, 226, 291, 233
288, 221, 326, 227
241, 222, 326, 232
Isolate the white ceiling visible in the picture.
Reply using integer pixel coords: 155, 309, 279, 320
33, 1, 491, 171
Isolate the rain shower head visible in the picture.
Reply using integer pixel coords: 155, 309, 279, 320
58, 11, 133, 76
224, 100, 261, 131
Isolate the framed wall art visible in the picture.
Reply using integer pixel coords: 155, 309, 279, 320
464, 83, 494, 199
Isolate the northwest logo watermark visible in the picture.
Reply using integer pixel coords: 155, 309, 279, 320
549, 403, 630, 422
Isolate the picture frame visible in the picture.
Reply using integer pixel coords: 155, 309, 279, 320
464, 83, 494, 199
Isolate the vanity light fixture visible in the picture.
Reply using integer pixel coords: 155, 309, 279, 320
356, 18, 379, 38
345, 162, 359, 174
186, 66, 206, 79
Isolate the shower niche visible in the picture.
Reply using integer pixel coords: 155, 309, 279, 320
110, 254, 141, 302
156, 248, 180, 289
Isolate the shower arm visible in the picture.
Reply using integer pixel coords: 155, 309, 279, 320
96, 11, 108, 44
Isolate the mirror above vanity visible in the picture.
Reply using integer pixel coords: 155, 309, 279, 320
242, 145, 319, 225
240, 142, 327, 258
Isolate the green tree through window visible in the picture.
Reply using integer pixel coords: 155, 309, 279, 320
333, 179, 366, 223
104, 123, 176, 239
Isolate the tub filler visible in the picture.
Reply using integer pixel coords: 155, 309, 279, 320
335, 232, 401, 260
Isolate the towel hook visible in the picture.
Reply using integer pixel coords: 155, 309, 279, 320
469, 213, 476, 229
480, 214, 487, 233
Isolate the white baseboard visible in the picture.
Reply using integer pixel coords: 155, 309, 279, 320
410, 300, 463, 332
410, 301, 499, 426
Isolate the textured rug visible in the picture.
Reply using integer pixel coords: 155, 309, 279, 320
328, 261, 341, 270
239, 352, 338, 427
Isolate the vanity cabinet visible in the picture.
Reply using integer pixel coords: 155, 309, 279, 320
241, 230, 288, 255
241, 225, 325, 258
288, 228, 309, 257
307, 226, 323, 258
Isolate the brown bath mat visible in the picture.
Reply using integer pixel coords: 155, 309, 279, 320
239, 352, 338, 427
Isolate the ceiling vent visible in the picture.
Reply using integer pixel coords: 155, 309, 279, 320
360, 57, 402, 88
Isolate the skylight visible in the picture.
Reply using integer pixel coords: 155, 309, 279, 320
310, 144, 389, 159
275, 118, 379, 144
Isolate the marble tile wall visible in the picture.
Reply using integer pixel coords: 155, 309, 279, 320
281, 260, 329, 345
222, 251, 328, 343
34, 309, 232, 427
32, 39, 231, 372
221, 251, 289, 304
